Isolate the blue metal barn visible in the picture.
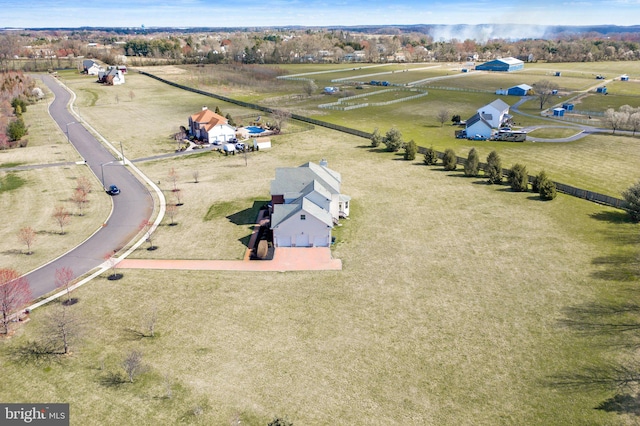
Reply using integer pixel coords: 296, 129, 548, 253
475, 57, 524, 72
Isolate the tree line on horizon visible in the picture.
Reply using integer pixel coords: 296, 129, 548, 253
2, 28, 640, 70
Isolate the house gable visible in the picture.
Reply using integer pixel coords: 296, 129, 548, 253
270, 160, 349, 247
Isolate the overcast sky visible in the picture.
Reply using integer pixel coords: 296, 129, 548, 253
0, 0, 638, 30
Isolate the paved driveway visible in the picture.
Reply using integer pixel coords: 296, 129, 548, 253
118, 248, 342, 272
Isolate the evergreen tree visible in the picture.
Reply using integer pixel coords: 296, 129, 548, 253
442, 148, 457, 171
485, 150, 502, 184
622, 179, 640, 221
464, 148, 480, 176
382, 128, 403, 152
423, 146, 438, 165
7, 118, 27, 141
508, 163, 529, 192
404, 140, 417, 160
540, 179, 557, 200
532, 170, 549, 193
370, 128, 382, 147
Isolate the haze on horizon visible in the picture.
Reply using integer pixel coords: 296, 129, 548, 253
1, 0, 638, 32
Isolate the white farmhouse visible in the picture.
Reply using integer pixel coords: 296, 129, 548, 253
98, 66, 125, 85
270, 160, 350, 247
82, 59, 103, 75
476, 99, 510, 128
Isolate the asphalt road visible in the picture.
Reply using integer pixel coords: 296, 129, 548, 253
23, 75, 154, 300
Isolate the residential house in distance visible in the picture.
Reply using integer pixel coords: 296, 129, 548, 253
270, 160, 350, 247
188, 107, 236, 144
98, 66, 125, 85
476, 99, 511, 128
82, 59, 102, 75
465, 99, 512, 139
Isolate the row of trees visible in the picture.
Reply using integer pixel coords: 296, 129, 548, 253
4, 28, 640, 69
0, 72, 38, 148
603, 106, 640, 135
426, 146, 557, 200
16, 176, 93, 256
1, 262, 155, 386
371, 128, 558, 200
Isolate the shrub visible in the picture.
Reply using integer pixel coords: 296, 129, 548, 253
485, 151, 502, 184
540, 179, 557, 200
622, 179, 640, 221
508, 163, 529, 192
442, 149, 457, 171
11, 98, 27, 114
464, 148, 480, 177
370, 128, 382, 147
423, 146, 438, 165
404, 140, 417, 160
532, 170, 549, 193
383, 127, 403, 152
7, 118, 27, 141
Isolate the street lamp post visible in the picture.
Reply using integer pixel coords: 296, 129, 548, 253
100, 161, 115, 190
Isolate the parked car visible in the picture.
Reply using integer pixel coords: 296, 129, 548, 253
235, 142, 246, 151
107, 184, 120, 195
470, 134, 487, 141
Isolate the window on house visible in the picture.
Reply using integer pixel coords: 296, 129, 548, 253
345, 201, 349, 209
300, 214, 306, 220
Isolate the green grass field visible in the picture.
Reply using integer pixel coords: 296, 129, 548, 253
0, 62, 639, 425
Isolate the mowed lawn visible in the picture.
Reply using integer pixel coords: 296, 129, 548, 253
0, 65, 638, 425
2, 124, 638, 424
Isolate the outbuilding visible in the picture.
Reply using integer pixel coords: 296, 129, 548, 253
507, 84, 532, 96
621, 75, 629, 81
596, 86, 608, 94
475, 57, 524, 72
562, 103, 574, 111
553, 108, 565, 117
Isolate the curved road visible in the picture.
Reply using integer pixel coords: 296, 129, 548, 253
23, 75, 154, 300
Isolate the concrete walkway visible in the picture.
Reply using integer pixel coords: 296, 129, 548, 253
117, 248, 342, 272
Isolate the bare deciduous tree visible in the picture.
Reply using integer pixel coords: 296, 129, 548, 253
52, 206, 71, 234
192, 170, 199, 183
42, 302, 81, 355
146, 306, 158, 338
303, 80, 317, 96
55, 266, 75, 304
128, 90, 135, 101
532, 80, 559, 110
604, 108, 628, 134
0, 268, 31, 334
103, 253, 122, 280
436, 108, 450, 127
76, 176, 93, 194
166, 204, 178, 225
70, 188, 88, 216
628, 112, 640, 136
122, 349, 146, 383
168, 168, 179, 192
140, 220, 156, 250
18, 226, 36, 255
271, 109, 291, 132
